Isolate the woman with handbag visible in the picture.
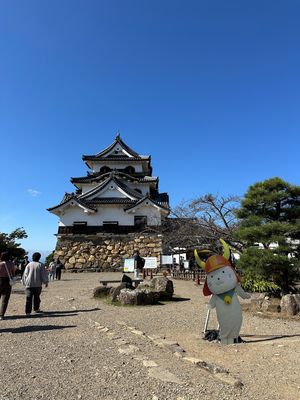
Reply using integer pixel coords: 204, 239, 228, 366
0, 251, 16, 320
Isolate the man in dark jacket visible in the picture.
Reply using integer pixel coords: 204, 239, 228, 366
133, 250, 145, 278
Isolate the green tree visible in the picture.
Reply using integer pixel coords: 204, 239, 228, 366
45, 251, 55, 266
235, 177, 300, 294
0, 228, 28, 260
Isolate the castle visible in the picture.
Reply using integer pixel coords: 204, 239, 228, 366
47, 134, 170, 270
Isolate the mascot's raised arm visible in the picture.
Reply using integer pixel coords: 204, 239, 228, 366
195, 239, 251, 345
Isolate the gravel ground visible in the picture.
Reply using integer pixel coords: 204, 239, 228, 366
0, 272, 299, 400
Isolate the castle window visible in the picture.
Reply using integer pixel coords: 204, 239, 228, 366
100, 166, 111, 174
134, 216, 147, 227
124, 166, 135, 174
103, 221, 119, 225
73, 221, 87, 234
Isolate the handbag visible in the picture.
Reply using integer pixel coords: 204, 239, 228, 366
4, 262, 17, 286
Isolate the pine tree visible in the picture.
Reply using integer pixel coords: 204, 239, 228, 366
235, 177, 300, 294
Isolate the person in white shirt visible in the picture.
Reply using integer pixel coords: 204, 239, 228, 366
22, 252, 48, 316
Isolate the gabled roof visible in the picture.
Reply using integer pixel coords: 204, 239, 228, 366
71, 170, 158, 186
82, 156, 150, 162
124, 195, 170, 214
82, 134, 149, 161
85, 198, 136, 205
78, 172, 143, 201
47, 194, 97, 214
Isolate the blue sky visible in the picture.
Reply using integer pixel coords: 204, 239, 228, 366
0, 0, 299, 253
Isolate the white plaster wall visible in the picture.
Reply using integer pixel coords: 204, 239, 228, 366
81, 182, 151, 196
81, 184, 96, 194
106, 144, 131, 157
126, 182, 150, 196
128, 205, 162, 225
87, 186, 131, 199
59, 207, 103, 226
58, 204, 162, 226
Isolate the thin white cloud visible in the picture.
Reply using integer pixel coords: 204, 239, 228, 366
27, 189, 42, 197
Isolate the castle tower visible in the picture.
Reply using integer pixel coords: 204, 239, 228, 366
47, 134, 170, 270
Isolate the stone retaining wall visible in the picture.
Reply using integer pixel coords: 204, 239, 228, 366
54, 234, 163, 270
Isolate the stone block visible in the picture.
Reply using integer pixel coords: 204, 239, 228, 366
281, 294, 300, 315
93, 286, 111, 298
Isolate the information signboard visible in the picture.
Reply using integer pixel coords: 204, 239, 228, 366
161, 255, 173, 265
144, 257, 157, 269
123, 258, 134, 272
184, 261, 190, 270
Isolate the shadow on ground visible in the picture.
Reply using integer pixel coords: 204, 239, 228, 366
0, 325, 76, 334
242, 334, 300, 343
157, 296, 191, 305
4, 308, 101, 320
169, 296, 191, 302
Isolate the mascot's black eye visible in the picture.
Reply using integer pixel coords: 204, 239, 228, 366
222, 271, 225, 273
211, 275, 213, 278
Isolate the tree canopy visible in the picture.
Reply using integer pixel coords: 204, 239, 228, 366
235, 177, 300, 293
0, 228, 27, 260
161, 194, 240, 253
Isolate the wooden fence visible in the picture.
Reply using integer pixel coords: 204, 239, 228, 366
171, 269, 206, 284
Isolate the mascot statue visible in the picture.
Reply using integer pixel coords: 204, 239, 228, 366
194, 239, 251, 344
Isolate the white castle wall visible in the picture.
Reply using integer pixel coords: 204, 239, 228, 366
81, 181, 150, 196
58, 204, 161, 226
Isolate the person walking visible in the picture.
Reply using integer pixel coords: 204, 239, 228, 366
55, 258, 64, 281
20, 255, 29, 278
22, 252, 48, 316
0, 252, 16, 320
48, 260, 56, 281
133, 250, 145, 279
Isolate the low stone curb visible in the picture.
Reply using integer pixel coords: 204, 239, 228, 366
92, 320, 243, 388
128, 324, 243, 388
91, 320, 185, 385
182, 357, 243, 387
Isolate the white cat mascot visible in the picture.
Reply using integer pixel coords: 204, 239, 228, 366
195, 240, 251, 344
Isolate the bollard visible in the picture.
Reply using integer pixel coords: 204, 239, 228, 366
143, 269, 146, 279
195, 273, 200, 285
150, 269, 153, 279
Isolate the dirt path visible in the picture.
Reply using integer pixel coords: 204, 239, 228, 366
0, 272, 299, 400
